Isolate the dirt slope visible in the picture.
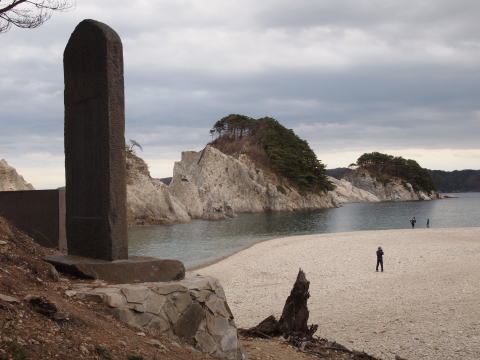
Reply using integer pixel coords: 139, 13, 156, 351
0, 216, 212, 360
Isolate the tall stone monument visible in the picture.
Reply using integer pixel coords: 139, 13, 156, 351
64, 19, 127, 261
46, 20, 185, 283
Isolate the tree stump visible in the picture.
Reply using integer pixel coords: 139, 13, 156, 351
239, 269, 380, 359
278, 268, 313, 336
240, 268, 316, 338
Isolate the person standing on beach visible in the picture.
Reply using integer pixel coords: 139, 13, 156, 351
376, 246, 384, 272
427, 218, 430, 228
410, 217, 417, 228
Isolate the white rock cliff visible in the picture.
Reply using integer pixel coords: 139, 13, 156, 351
169, 146, 338, 220
127, 146, 388, 225
344, 169, 439, 201
126, 152, 190, 225
123, 147, 438, 225
0, 159, 34, 191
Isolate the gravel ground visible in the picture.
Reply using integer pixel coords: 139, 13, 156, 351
197, 227, 480, 360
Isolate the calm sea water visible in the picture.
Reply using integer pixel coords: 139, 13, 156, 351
128, 193, 480, 268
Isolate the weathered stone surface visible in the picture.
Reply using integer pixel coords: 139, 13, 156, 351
121, 286, 149, 303
206, 296, 232, 319
152, 283, 188, 295
105, 292, 126, 308
169, 146, 338, 220
181, 275, 215, 291
64, 19, 127, 260
344, 169, 440, 201
327, 176, 380, 204
147, 315, 171, 334
173, 303, 204, 340
126, 151, 190, 226
206, 314, 230, 339
144, 293, 167, 314
195, 330, 217, 354
44, 254, 185, 283
191, 289, 212, 303
164, 300, 180, 324
0, 159, 34, 191
70, 275, 244, 359
172, 292, 193, 314
0, 293, 20, 303
220, 326, 239, 354
113, 308, 154, 328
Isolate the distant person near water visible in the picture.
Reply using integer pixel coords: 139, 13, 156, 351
427, 218, 430, 228
410, 216, 417, 228
376, 246, 384, 272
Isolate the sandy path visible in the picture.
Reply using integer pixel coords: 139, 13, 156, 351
196, 228, 480, 360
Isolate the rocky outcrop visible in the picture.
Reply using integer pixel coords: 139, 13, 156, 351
344, 169, 439, 201
68, 274, 245, 360
328, 176, 380, 204
126, 152, 190, 225
0, 159, 34, 191
169, 146, 338, 220
126, 147, 440, 225
127, 146, 342, 224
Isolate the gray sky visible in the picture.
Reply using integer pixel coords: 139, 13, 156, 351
1, 0, 479, 189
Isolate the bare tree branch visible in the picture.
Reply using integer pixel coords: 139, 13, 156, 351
0, 0, 73, 33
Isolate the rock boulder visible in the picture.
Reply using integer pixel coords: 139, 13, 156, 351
69, 274, 245, 360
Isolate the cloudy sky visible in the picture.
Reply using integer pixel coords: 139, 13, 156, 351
1, 0, 479, 189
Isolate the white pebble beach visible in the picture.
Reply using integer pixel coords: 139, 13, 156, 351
197, 227, 480, 360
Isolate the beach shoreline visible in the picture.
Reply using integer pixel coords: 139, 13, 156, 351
196, 227, 480, 360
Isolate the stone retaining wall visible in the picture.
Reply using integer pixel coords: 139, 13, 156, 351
68, 274, 244, 359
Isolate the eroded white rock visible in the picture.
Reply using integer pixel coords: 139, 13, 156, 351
126, 152, 190, 225
344, 169, 439, 201
169, 146, 338, 219
0, 159, 34, 191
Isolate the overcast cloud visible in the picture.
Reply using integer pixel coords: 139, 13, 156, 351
1, 0, 479, 188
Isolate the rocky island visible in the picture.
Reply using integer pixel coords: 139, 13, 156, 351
126, 115, 439, 225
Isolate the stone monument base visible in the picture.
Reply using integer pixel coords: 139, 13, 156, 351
44, 255, 185, 283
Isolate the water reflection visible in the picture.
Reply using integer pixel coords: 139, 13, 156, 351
129, 193, 480, 268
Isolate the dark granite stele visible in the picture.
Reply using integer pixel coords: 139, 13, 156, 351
44, 254, 185, 284
46, 18, 187, 284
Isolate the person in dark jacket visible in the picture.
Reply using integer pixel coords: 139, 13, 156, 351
376, 246, 384, 272
410, 217, 417, 228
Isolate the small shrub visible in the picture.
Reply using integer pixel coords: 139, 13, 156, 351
5, 342, 28, 360
276, 185, 286, 194
95, 345, 112, 359
125, 139, 143, 155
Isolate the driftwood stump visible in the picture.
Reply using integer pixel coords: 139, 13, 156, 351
240, 268, 316, 338
239, 269, 380, 360
278, 268, 317, 337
